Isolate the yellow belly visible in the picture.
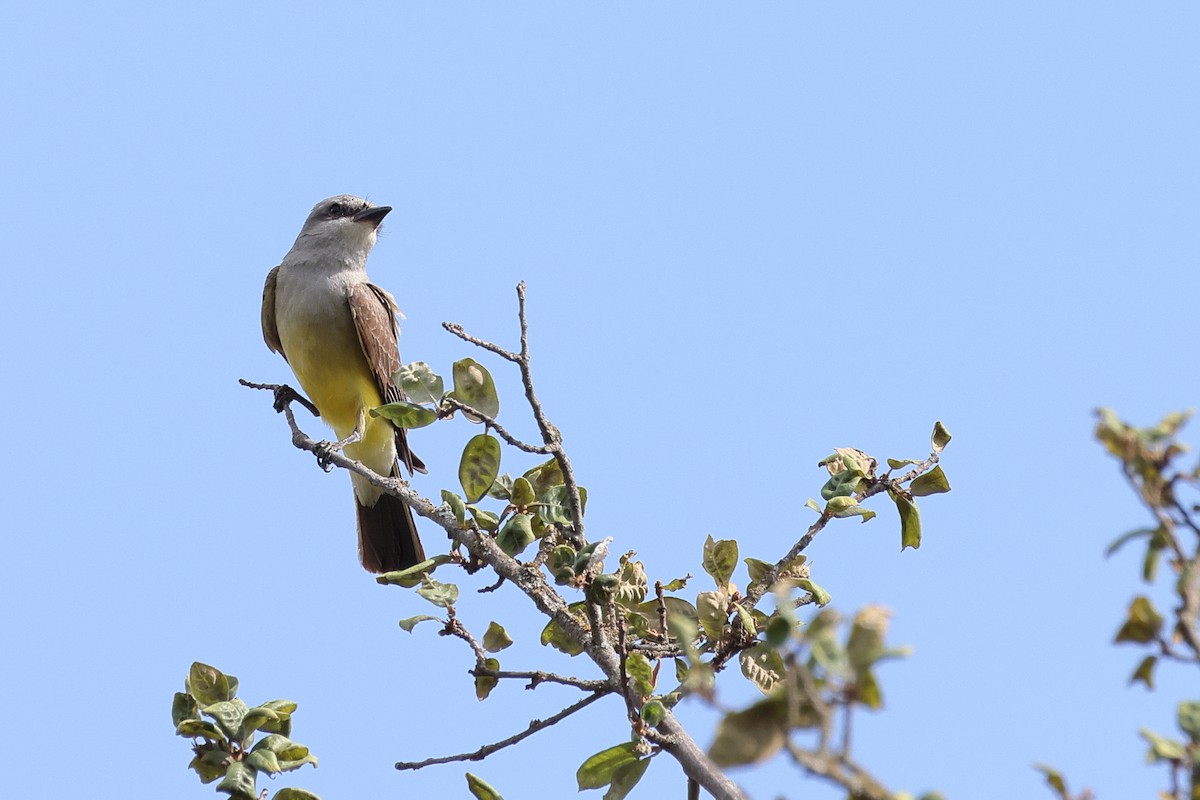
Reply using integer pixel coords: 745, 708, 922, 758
280, 312, 397, 478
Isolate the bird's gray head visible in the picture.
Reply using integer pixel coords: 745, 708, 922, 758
292, 195, 391, 256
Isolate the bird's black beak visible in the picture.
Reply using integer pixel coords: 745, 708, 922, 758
354, 205, 392, 227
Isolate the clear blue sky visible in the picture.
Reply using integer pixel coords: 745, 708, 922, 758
2, 3, 1197, 799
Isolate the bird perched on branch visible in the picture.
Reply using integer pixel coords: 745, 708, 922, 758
261, 195, 425, 572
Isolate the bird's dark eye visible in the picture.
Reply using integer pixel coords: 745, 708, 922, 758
328, 201, 344, 217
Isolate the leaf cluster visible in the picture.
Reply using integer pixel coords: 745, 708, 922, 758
172, 662, 318, 800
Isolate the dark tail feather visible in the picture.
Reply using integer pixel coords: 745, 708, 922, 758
356, 492, 425, 573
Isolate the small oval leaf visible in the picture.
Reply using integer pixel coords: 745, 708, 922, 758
370, 400, 437, 429
459, 433, 501, 503
453, 358, 500, 421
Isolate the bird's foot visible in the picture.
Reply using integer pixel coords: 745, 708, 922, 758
313, 427, 363, 472
313, 440, 342, 472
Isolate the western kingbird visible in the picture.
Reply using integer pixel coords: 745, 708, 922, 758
261, 195, 425, 573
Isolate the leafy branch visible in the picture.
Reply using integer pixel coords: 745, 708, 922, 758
242, 282, 953, 800
1041, 409, 1200, 800
172, 662, 318, 800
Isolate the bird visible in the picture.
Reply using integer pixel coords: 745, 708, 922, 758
261, 195, 426, 573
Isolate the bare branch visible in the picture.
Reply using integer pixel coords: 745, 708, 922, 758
394, 691, 607, 770
442, 610, 488, 665
469, 667, 610, 693
442, 322, 521, 363
783, 742, 891, 800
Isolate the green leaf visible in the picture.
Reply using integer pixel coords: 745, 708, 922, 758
1139, 727, 1187, 762
889, 490, 921, 550
635, 597, 699, 640
176, 718, 228, 742
452, 358, 500, 420
708, 697, 788, 767
482, 622, 513, 652
886, 458, 918, 470
696, 590, 727, 642
370, 400, 437, 429
576, 742, 641, 791
604, 757, 650, 800
909, 465, 951, 497
1130, 655, 1157, 689
739, 643, 786, 694
1107, 527, 1161, 557
272, 790, 322, 800
660, 576, 689, 591
540, 619, 585, 656
240, 707, 281, 740
172, 691, 200, 727
486, 473, 514, 500
572, 538, 610, 574
252, 734, 310, 760
931, 421, 952, 453
588, 572, 620, 605
510, 476, 536, 507
548, 544, 577, 583
1032, 763, 1069, 799
536, 484, 584, 527
702, 536, 738, 589
203, 699, 248, 739
395, 361, 445, 405
821, 469, 864, 501
475, 657, 500, 701
744, 558, 774, 584
1178, 701, 1200, 742
188, 662, 234, 707
829, 499, 877, 522
441, 490, 467, 526
1143, 532, 1167, 583
807, 610, 850, 679
376, 555, 454, 587
523, 457, 564, 497
639, 699, 666, 728
467, 505, 501, 532
540, 603, 588, 656
854, 667, 883, 709
765, 612, 796, 648
497, 513, 536, 557
1114, 595, 1164, 644
465, 773, 505, 800
794, 578, 831, 607
215, 761, 258, 799
459, 433, 501, 503
416, 575, 460, 608
804, 498, 822, 514
398, 614, 440, 632
246, 749, 282, 775
625, 652, 655, 699
188, 749, 232, 783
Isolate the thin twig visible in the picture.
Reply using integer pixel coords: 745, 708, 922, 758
394, 692, 606, 770
469, 667, 610, 693
784, 742, 891, 800
443, 610, 487, 665
442, 322, 521, 363
441, 395, 553, 454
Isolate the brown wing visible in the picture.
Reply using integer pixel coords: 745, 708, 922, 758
261, 265, 286, 361
348, 282, 426, 475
